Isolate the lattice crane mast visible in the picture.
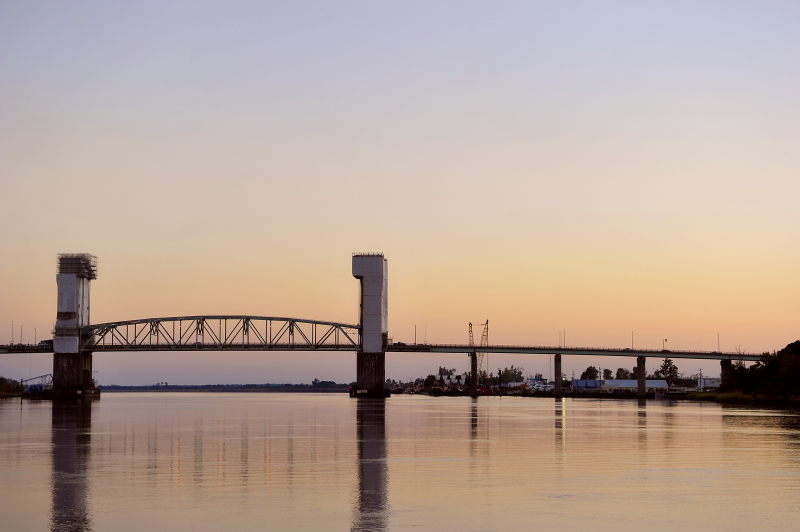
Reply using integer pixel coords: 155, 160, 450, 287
478, 320, 488, 377
468, 321, 489, 380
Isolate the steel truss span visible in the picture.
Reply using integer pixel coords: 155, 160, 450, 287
82, 316, 360, 352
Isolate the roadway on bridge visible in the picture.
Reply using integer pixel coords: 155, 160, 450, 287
2, 342, 759, 361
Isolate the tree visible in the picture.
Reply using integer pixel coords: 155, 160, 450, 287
0, 376, 21, 394
438, 367, 456, 377
615, 368, 631, 379
602, 368, 613, 380
739, 341, 800, 398
500, 365, 525, 383
580, 366, 599, 380
658, 358, 679, 386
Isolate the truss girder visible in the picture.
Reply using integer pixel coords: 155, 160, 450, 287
81, 316, 361, 352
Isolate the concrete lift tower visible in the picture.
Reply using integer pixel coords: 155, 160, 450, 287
53, 253, 99, 397
352, 253, 390, 397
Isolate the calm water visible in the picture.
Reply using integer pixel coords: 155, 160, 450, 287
1, 394, 799, 531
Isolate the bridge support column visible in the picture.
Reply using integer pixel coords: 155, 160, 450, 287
554, 354, 562, 398
720, 359, 733, 390
356, 352, 387, 396
52, 254, 99, 398
53, 352, 94, 393
469, 352, 478, 397
352, 254, 390, 398
637, 356, 646, 398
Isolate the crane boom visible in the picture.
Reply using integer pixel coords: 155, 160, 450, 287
477, 320, 488, 376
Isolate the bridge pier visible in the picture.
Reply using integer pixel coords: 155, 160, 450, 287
356, 352, 387, 396
352, 254, 390, 398
720, 359, 733, 390
554, 354, 562, 398
52, 254, 99, 398
637, 356, 646, 398
469, 352, 478, 398
53, 352, 94, 394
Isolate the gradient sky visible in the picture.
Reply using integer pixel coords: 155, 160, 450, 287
1, 1, 798, 385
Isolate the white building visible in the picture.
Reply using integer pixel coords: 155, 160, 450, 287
698, 378, 722, 391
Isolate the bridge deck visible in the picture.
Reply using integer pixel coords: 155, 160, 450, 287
387, 344, 761, 361
1, 342, 760, 361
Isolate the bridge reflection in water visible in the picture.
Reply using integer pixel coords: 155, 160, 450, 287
352, 399, 388, 532
8, 394, 797, 530
51, 399, 94, 532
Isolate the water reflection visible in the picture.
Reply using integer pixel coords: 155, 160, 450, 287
5, 394, 791, 531
51, 399, 94, 532
555, 399, 565, 458
637, 398, 647, 449
351, 399, 388, 532
471, 399, 478, 441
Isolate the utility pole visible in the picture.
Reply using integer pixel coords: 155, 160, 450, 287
717, 333, 720, 352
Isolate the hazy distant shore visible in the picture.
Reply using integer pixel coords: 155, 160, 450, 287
100, 384, 350, 393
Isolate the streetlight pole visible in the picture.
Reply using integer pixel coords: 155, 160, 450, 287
34, 328, 37, 345
20, 325, 23, 345
717, 333, 720, 352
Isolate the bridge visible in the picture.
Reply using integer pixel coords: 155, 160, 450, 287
1, 253, 754, 398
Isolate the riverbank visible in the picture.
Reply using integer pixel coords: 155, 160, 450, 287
686, 391, 799, 407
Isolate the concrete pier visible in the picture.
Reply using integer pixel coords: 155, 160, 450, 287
469, 352, 478, 398
356, 352, 387, 396
637, 356, 646, 398
53, 352, 94, 391
554, 354, 562, 398
720, 359, 733, 390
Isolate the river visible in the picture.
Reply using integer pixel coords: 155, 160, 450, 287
1, 393, 799, 531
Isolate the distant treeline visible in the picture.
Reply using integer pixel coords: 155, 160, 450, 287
725, 341, 800, 400
102, 380, 354, 393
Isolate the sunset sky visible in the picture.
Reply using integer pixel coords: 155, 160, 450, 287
1, 1, 798, 385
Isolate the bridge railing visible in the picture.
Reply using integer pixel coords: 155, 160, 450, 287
81, 316, 361, 352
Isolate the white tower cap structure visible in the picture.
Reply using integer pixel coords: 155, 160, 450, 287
352, 253, 388, 353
